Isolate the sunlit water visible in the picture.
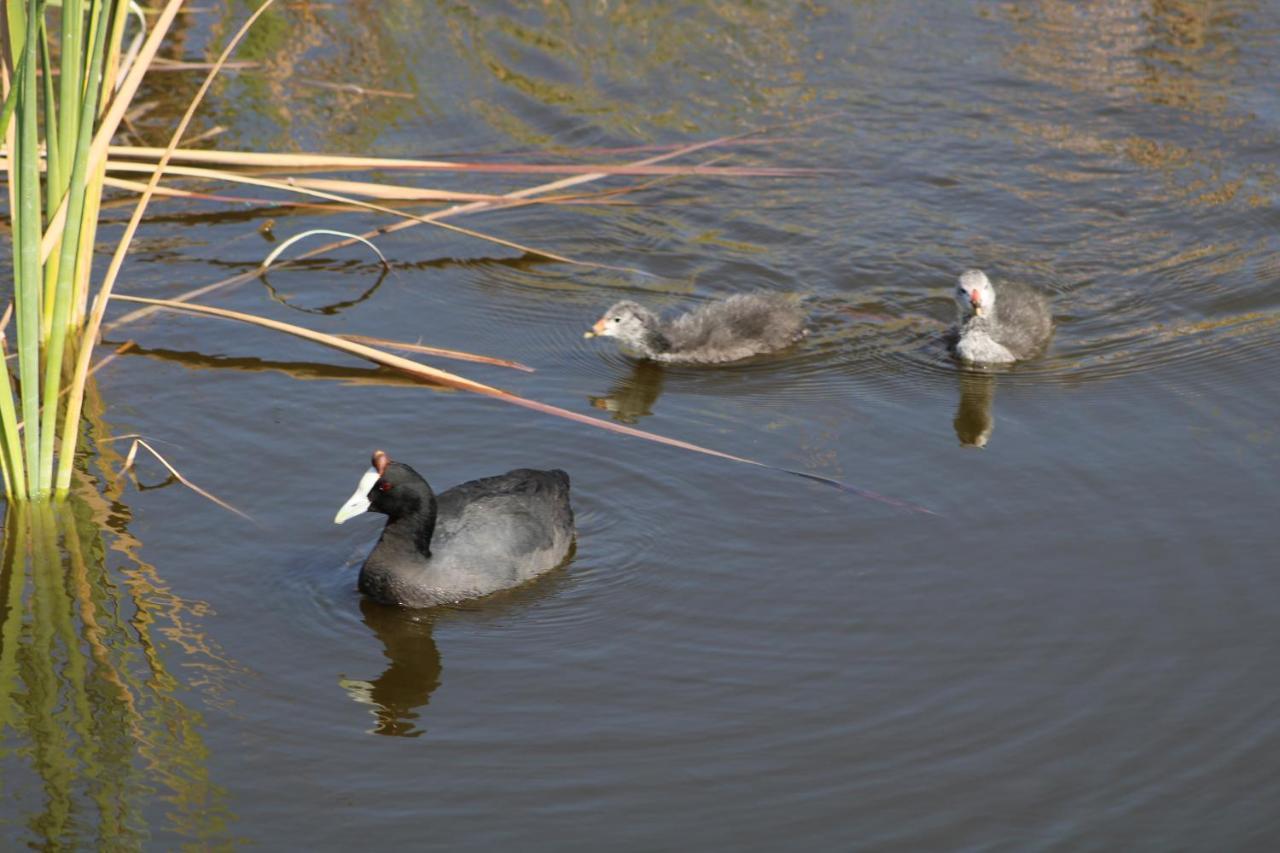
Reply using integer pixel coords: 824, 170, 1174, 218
4, 0, 1280, 848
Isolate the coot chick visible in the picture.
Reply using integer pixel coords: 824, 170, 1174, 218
951, 269, 1053, 364
334, 450, 574, 608
584, 293, 806, 364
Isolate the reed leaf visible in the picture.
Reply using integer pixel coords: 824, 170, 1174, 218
88, 161, 511, 203
261, 176, 504, 202
56, 0, 84, 176
38, 0, 112, 494
89, 165, 644, 208
0, 68, 19, 141
99, 175, 353, 208
87, 159, 642, 272
0, 326, 18, 495
38, 0, 185, 266
38, 12, 60, 320
116, 436, 250, 520
336, 334, 534, 373
55, 0, 272, 494
105, 144, 825, 177
13, 0, 44, 495
0, 184, 25, 498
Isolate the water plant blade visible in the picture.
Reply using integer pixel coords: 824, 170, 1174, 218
55, 0, 273, 495
87, 159, 638, 273
104, 145, 826, 177
12, 0, 45, 495
337, 334, 534, 373
115, 436, 250, 520
38, 0, 187, 264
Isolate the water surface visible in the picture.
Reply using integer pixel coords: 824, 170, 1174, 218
3, 0, 1279, 848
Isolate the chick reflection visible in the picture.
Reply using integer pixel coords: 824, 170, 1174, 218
340, 599, 442, 737
588, 360, 666, 424
954, 369, 997, 448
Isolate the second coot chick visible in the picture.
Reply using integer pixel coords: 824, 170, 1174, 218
951, 269, 1053, 364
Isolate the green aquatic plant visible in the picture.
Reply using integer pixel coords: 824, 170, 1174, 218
1, 0, 177, 500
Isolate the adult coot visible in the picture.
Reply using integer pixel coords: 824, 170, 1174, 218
335, 450, 574, 607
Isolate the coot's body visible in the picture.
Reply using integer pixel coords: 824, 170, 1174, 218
335, 451, 574, 608
585, 293, 806, 364
951, 270, 1053, 364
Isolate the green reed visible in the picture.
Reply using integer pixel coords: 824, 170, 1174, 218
1, 0, 130, 500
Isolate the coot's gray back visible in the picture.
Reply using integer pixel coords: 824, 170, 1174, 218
428, 469, 574, 594
993, 280, 1053, 360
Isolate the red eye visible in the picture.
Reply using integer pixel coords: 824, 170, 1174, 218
377, 480, 393, 492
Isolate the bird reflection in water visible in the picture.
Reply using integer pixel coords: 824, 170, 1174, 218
953, 368, 997, 448
588, 360, 666, 424
339, 559, 572, 737
340, 599, 442, 737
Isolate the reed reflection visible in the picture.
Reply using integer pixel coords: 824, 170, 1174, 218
262, 265, 389, 315
588, 360, 666, 424
0, 498, 234, 848
953, 369, 997, 448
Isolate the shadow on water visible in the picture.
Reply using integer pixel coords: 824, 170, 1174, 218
340, 600, 442, 738
588, 360, 666, 423
953, 369, 998, 448
337, 558, 575, 739
102, 342, 456, 391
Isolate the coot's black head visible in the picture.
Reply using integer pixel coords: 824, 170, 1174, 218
334, 450, 434, 524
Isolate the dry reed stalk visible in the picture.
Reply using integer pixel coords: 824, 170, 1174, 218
115, 435, 249, 520
83, 158, 640, 272
100, 121, 817, 333
104, 144, 824, 177
110, 294, 933, 514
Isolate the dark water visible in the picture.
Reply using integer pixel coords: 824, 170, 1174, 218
4, 0, 1280, 848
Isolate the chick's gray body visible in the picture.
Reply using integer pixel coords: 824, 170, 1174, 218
952, 270, 1053, 364
594, 293, 806, 364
